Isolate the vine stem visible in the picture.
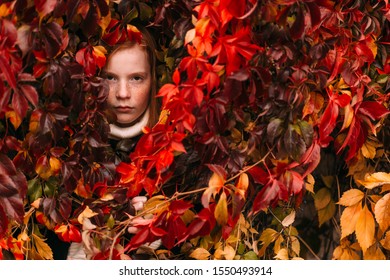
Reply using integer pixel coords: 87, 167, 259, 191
109, 147, 275, 259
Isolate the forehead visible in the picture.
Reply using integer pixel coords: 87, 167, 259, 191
105, 44, 150, 72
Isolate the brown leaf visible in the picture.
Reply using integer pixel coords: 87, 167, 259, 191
338, 189, 365, 207
355, 205, 375, 253
314, 187, 331, 210
374, 193, 390, 232
318, 199, 336, 226
357, 172, 390, 189
340, 202, 362, 239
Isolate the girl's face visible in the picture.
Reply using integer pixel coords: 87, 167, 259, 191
104, 44, 151, 126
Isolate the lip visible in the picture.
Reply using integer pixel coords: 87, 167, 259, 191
115, 106, 134, 113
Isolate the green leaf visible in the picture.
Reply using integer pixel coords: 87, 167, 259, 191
27, 178, 42, 202
243, 251, 259, 260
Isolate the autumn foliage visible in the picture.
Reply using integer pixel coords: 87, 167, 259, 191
1, 0, 390, 260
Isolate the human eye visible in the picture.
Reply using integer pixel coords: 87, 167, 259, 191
130, 75, 144, 82
104, 73, 117, 82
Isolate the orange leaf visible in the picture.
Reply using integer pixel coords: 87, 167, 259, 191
357, 172, 390, 189
201, 172, 225, 208
355, 205, 375, 253
374, 193, 390, 232
214, 192, 228, 226
340, 202, 362, 239
363, 244, 386, 260
5, 110, 22, 130
337, 189, 365, 207
380, 231, 390, 250
235, 173, 249, 197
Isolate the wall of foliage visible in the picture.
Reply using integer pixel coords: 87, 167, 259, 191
1, 0, 390, 260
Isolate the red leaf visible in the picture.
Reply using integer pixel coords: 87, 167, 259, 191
0, 154, 27, 227
290, 7, 305, 40
0, 205, 8, 239
11, 90, 28, 121
20, 84, 38, 107
169, 200, 193, 215
252, 177, 288, 214
358, 101, 390, 121
0, 55, 17, 89
306, 2, 321, 28
34, 0, 57, 18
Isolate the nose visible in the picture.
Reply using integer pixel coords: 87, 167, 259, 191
116, 80, 130, 99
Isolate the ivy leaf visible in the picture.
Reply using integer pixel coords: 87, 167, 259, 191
355, 205, 375, 253
317, 200, 336, 227
363, 244, 386, 260
357, 172, 390, 189
337, 189, 365, 207
214, 192, 228, 226
189, 247, 211, 260
340, 202, 362, 239
0, 153, 27, 237
34, 0, 57, 19
32, 233, 53, 260
374, 193, 390, 232
282, 210, 296, 227
201, 172, 225, 208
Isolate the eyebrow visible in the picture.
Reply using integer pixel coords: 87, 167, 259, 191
102, 71, 149, 77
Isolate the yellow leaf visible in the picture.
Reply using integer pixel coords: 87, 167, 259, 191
357, 172, 390, 189
282, 210, 296, 227
337, 189, 365, 207
32, 234, 53, 260
290, 236, 300, 256
318, 200, 336, 226
214, 192, 228, 226
361, 137, 381, 159
380, 231, 390, 250
363, 244, 385, 260
274, 248, 288, 260
190, 247, 211, 260
259, 228, 279, 244
340, 202, 362, 239
222, 244, 236, 260
340, 104, 354, 131
305, 174, 315, 194
273, 235, 284, 255
77, 206, 98, 224
258, 228, 279, 257
374, 193, 390, 232
355, 205, 375, 253
144, 195, 169, 214
184, 28, 196, 46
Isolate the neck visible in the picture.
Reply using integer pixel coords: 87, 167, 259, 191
109, 108, 150, 140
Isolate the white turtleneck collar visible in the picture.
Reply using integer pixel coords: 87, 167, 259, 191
109, 107, 150, 140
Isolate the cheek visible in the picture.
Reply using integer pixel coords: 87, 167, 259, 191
106, 88, 116, 106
